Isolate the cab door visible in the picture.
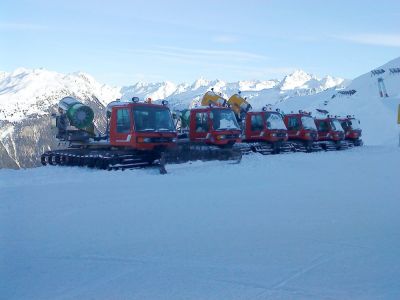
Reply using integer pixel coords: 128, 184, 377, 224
247, 113, 264, 139
286, 116, 301, 139
316, 120, 329, 140
189, 109, 210, 142
110, 108, 132, 146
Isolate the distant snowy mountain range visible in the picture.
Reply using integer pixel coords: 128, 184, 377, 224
0, 68, 344, 122
0, 57, 399, 169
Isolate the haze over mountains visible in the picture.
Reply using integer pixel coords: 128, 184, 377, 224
0, 57, 399, 169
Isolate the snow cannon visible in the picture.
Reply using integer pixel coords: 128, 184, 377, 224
59, 97, 94, 130
201, 89, 227, 107
228, 92, 252, 122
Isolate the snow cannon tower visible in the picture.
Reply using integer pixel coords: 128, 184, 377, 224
54, 96, 95, 142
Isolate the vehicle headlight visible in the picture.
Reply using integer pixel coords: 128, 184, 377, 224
137, 137, 152, 143
216, 134, 226, 140
172, 138, 177, 143
305, 132, 311, 137
271, 133, 277, 137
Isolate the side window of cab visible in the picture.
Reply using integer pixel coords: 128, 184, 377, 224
287, 117, 300, 130
250, 114, 264, 131
116, 109, 131, 133
317, 121, 329, 131
195, 112, 209, 132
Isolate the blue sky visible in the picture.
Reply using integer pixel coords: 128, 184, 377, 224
1, 0, 399, 85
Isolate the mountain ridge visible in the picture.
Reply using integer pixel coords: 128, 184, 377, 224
1, 57, 399, 169
0, 68, 344, 122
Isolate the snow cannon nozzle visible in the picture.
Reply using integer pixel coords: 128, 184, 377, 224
132, 97, 140, 103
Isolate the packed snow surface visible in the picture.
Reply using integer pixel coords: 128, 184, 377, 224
1, 146, 400, 299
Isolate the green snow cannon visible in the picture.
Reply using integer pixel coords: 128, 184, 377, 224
59, 97, 94, 129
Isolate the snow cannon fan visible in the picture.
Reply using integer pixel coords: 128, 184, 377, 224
59, 97, 94, 130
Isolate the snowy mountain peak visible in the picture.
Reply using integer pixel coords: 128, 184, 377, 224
11, 67, 32, 76
279, 69, 314, 90
0, 71, 9, 81
278, 69, 345, 91
191, 77, 211, 89
0, 68, 121, 121
70, 71, 98, 85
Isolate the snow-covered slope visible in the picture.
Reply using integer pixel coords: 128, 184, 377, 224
2, 146, 400, 299
0, 68, 121, 122
275, 57, 400, 145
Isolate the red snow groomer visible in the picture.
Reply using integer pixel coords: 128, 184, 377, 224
242, 107, 292, 154
226, 92, 291, 154
338, 115, 363, 147
168, 90, 243, 162
314, 113, 348, 151
41, 96, 177, 172
283, 111, 321, 152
